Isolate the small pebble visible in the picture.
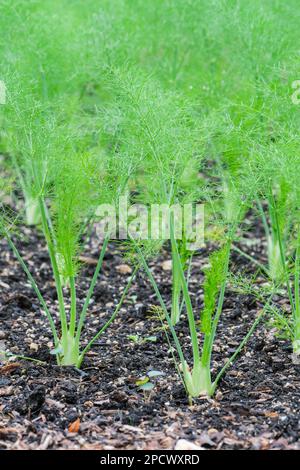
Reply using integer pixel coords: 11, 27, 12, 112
0, 330, 7, 340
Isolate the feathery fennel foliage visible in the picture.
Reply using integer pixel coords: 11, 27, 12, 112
99, 66, 204, 324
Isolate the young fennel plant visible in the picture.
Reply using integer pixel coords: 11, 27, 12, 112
1, 82, 138, 367
135, 216, 268, 398
133, 148, 265, 397
0, 178, 137, 367
262, 190, 300, 360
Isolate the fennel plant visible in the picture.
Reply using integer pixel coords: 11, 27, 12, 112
1, 78, 137, 367
135, 217, 268, 398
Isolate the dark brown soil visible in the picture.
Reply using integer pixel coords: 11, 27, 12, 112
0, 220, 300, 450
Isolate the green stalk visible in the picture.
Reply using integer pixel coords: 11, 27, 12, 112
193, 241, 231, 396
78, 265, 138, 366
170, 230, 201, 368
43, 203, 68, 287
257, 196, 282, 281
2, 224, 59, 347
293, 230, 300, 353
171, 245, 182, 325
10, 153, 40, 226
270, 193, 295, 313
267, 193, 285, 282
169, 221, 214, 396
134, 243, 187, 367
154, 303, 187, 393
256, 197, 270, 239
204, 241, 231, 366
69, 276, 77, 337
75, 235, 109, 343
38, 197, 68, 339
179, 253, 193, 315
294, 235, 300, 319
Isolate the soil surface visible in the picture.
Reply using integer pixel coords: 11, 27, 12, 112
0, 219, 299, 450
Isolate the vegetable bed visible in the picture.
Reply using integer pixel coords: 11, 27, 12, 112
0, 220, 299, 450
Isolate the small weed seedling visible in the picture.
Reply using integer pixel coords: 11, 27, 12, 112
128, 334, 157, 346
136, 370, 165, 402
